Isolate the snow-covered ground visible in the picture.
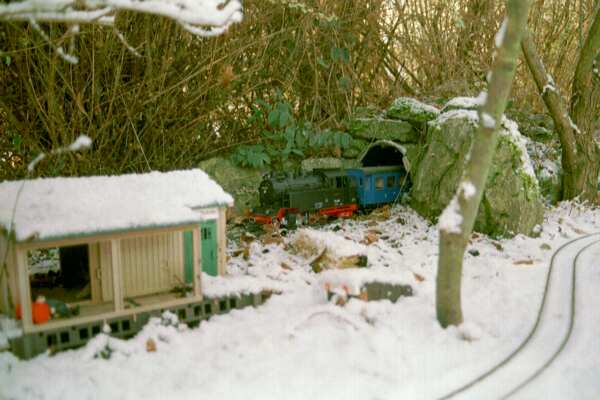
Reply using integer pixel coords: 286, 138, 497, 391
1, 203, 600, 400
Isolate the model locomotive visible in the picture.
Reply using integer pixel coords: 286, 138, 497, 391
252, 165, 409, 227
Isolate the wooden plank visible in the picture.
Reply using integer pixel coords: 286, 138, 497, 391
15, 249, 33, 333
8, 243, 18, 314
25, 295, 204, 334
217, 207, 227, 276
16, 223, 199, 251
192, 227, 202, 297
100, 242, 113, 301
0, 234, 9, 314
88, 243, 102, 304
110, 239, 123, 312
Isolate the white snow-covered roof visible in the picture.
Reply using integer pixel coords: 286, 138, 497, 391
0, 169, 233, 243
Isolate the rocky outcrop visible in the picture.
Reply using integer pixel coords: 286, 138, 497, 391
410, 103, 545, 237
385, 97, 440, 124
301, 157, 360, 172
347, 117, 419, 143
526, 141, 562, 204
198, 157, 263, 214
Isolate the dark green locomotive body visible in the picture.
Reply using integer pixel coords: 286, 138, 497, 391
255, 170, 358, 224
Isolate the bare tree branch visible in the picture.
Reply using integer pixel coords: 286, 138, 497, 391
521, 32, 577, 173
0, 0, 242, 37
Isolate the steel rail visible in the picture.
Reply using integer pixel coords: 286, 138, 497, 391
436, 233, 600, 400
500, 238, 600, 398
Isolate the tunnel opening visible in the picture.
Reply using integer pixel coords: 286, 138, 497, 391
359, 142, 412, 193
361, 145, 406, 167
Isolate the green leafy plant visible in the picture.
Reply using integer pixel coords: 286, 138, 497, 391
231, 96, 352, 169
231, 144, 271, 168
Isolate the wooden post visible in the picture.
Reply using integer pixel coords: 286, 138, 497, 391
88, 243, 102, 304
110, 239, 124, 311
0, 235, 9, 314
15, 248, 33, 332
192, 227, 202, 297
217, 207, 227, 276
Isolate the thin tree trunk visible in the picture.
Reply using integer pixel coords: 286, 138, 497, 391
436, 0, 532, 328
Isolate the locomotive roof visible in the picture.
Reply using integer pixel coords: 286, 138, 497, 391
0, 169, 233, 243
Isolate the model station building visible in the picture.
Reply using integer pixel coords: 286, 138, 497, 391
0, 169, 232, 357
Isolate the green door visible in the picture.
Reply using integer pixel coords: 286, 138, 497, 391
201, 220, 218, 276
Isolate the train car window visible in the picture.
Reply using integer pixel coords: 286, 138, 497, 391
359, 178, 363, 186
375, 177, 384, 190
336, 177, 343, 188
349, 176, 357, 187
387, 176, 395, 188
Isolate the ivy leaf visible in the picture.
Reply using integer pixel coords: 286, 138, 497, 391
248, 105, 263, 125
268, 109, 279, 128
339, 76, 352, 92
11, 134, 22, 151
256, 99, 271, 111
317, 57, 329, 68
330, 47, 350, 63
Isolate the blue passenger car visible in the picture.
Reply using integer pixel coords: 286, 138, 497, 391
346, 166, 409, 208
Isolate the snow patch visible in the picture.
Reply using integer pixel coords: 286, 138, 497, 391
67, 134, 92, 151
500, 116, 537, 180
433, 109, 480, 127
444, 92, 487, 111
391, 97, 440, 115
458, 321, 484, 341
202, 273, 280, 298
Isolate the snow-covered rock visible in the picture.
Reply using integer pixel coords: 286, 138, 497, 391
411, 101, 545, 237
385, 97, 440, 124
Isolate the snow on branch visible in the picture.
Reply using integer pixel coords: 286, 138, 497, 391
0, 1, 242, 37
438, 181, 477, 234
494, 18, 508, 48
28, 134, 93, 172
542, 73, 558, 96
439, 196, 462, 234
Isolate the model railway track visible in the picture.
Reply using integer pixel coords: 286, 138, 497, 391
437, 233, 600, 400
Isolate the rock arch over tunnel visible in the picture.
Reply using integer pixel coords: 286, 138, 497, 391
359, 140, 411, 172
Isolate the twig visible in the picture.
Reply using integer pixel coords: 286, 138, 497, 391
29, 18, 79, 64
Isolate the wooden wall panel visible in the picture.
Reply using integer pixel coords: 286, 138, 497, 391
119, 232, 184, 298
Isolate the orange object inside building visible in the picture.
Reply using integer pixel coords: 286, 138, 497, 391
15, 301, 51, 324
